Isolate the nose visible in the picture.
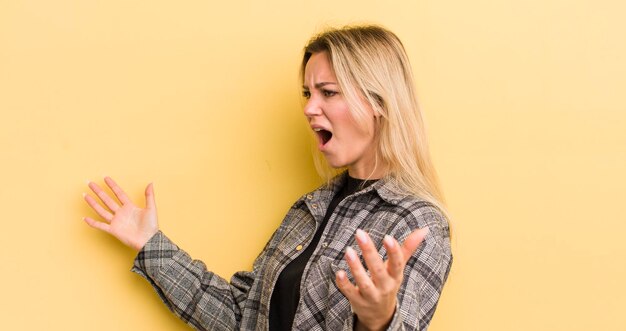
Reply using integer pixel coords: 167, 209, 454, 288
303, 97, 322, 118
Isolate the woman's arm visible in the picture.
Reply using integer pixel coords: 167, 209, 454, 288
336, 228, 429, 331
130, 230, 256, 330
335, 206, 453, 331
82, 177, 260, 330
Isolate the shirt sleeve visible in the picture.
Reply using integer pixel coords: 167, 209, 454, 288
336, 204, 452, 331
384, 205, 453, 331
131, 230, 257, 331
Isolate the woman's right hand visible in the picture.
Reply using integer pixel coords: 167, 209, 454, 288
83, 177, 159, 251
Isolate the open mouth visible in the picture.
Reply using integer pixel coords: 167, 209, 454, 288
315, 129, 333, 146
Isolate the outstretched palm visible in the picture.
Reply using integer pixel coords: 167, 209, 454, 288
83, 177, 159, 251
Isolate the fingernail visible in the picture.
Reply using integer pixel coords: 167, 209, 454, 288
82, 192, 86, 198
356, 229, 368, 244
345, 246, 356, 261
336, 270, 345, 281
383, 235, 394, 248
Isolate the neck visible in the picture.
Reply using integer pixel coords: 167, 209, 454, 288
348, 164, 388, 180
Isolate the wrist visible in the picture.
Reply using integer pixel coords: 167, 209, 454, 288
354, 302, 396, 331
133, 229, 159, 251
354, 315, 391, 331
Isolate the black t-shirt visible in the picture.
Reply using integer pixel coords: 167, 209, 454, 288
268, 175, 377, 330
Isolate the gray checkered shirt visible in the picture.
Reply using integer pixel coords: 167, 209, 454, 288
132, 173, 453, 330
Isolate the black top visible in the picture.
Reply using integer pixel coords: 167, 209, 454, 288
268, 175, 378, 330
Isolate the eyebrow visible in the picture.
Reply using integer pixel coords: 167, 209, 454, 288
302, 82, 338, 89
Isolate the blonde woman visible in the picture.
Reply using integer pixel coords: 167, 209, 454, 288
83, 25, 452, 331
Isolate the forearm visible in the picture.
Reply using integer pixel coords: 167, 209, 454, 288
132, 231, 249, 330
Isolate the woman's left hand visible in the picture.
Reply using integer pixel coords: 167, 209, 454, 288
335, 227, 429, 331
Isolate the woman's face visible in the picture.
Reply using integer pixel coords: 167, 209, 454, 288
302, 52, 382, 179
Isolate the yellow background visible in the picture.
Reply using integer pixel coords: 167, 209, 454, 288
1, 0, 624, 330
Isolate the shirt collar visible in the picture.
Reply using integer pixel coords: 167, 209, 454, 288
316, 171, 410, 206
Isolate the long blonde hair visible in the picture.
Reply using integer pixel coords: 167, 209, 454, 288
301, 25, 449, 219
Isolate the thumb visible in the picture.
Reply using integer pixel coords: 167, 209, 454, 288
401, 227, 429, 262
145, 182, 157, 210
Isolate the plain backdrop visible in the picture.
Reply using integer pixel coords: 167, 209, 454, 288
1, 0, 624, 330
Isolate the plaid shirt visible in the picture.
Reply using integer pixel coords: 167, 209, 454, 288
132, 173, 452, 330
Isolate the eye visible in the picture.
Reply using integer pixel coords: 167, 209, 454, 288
322, 89, 338, 97
302, 90, 311, 99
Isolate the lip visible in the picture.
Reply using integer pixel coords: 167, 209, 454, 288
310, 124, 332, 151
318, 134, 330, 152
310, 123, 328, 131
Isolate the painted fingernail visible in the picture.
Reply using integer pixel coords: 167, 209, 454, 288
356, 229, 367, 244
383, 235, 394, 248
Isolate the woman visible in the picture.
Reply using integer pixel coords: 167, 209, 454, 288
83, 25, 452, 331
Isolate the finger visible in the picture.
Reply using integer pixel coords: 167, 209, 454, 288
145, 183, 156, 210
400, 227, 429, 262
104, 176, 132, 205
383, 235, 405, 281
88, 181, 120, 212
335, 270, 360, 302
355, 229, 387, 285
83, 193, 114, 222
344, 246, 377, 298
83, 216, 111, 234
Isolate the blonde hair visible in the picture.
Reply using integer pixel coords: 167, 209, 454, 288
301, 25, 449, 220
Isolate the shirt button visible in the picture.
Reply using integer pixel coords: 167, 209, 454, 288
296, 245, 303, 251
311, 203, 318, 209
306, 194, 313, 200
321, 242, 328, 248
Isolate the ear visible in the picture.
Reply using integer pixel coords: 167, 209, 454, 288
370, 93, 384, 118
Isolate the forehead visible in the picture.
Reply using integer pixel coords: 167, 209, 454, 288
304, 52, 336, 83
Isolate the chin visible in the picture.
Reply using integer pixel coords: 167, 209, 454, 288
323, 156, 348, 169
